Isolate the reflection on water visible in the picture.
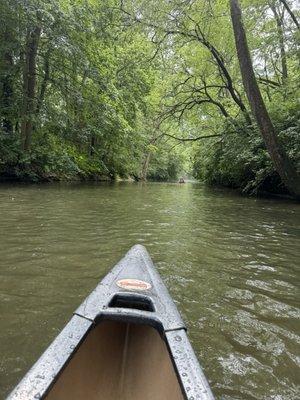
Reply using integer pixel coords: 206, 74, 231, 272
0, 182, 299, 399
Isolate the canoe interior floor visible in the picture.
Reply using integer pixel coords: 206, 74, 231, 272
45, 320, 184, 400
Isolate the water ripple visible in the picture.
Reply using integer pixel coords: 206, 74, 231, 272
0, 182, 299, 399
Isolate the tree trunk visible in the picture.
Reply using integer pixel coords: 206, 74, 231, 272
90, 135, 96, 156
21, 26, 41, 151
140, 152, 151, 181
36, 48, 50, 115
230, 0, 300, 197
270, 3, 288, 81
1, 28, 14, 134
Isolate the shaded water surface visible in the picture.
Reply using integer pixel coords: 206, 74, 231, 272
0, 182, 299, 399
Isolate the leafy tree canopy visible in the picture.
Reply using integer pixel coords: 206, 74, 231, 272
0, 0, 299, 194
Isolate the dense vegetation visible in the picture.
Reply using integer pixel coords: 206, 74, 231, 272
0, 0, 299, 195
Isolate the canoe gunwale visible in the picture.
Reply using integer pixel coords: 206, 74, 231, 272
7, 245, 215, 400
6, 314, 93, 400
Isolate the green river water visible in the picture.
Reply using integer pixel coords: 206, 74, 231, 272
0, 182, 299, 399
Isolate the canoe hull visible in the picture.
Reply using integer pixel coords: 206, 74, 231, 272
46, 320, 183, 400
7, 245, 214, 400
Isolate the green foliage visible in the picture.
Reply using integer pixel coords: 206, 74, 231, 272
130, 0, 300, 194
0, 0, 158, 181
0, 0, 299, 192
192, 103, 300, 194
147, 145, 187, 181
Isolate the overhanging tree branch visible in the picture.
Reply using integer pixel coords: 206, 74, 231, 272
279, 0, 300, 29
163, 133, 221, 141
257, 76, 281, 87
119, 1, 251, 124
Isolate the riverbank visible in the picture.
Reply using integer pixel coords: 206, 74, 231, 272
0, 151, 113, 183
0, 175, 298, 202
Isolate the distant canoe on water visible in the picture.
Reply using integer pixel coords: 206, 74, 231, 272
7, 245, 214, 400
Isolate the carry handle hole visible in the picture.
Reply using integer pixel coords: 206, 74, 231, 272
108, 294, 154, 312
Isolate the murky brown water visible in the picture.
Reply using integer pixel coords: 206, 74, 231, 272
0, 182, 299, 399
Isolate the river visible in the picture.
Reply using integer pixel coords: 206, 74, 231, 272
0, 182, 299, 399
